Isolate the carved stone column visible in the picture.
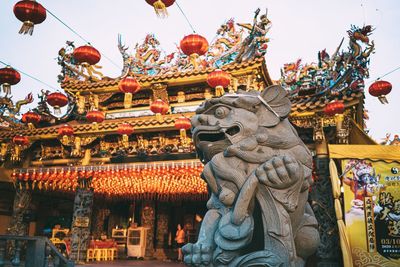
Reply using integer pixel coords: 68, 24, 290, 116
7, 187, 32, 236
69, 176, 94, 262
310, 119, 340, 266
141, 200, 155, 259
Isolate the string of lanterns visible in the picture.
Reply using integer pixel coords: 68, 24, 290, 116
12, 162, 207, 201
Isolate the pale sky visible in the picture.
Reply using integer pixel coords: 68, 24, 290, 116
0, 0, 399, 141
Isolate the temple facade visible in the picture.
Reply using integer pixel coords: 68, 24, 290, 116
0, 11, 377, 265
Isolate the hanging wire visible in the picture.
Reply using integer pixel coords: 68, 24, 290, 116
44, 7, 121, 70
0, 59, 58, 90
374, 65, 400, 81
175, 1, 196, 33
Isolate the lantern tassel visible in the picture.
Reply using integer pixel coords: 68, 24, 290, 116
190, 53, 199, 69
28, 123, 35, 130
180, 129, 187, 140
156, 113, 163, 122
19, 21, 35, 35
378, 95, 389, 104
122, 134, 129, 148
215, 85, 225, 97
2, 84, 11, 95
124, 92, 133, 109
54, 106, 61, 115
335, 114, 344, 130
92, 122, 98, 131
153, 0, 168, 18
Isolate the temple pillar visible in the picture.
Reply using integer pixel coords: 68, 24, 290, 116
91, 207, 110, 239
310, 125, 340, 266
141, 200, 155, 259
154, 202, 169, 260
69, 175, 94, 263
7, 187, 32, 236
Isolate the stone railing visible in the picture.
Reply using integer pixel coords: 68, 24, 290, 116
0, 235, 74, 267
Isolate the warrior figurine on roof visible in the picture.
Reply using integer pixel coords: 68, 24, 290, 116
235, 8, 271, 63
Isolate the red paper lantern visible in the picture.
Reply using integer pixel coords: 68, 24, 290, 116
73, 45, 101, 65
13, 0, 47, 35
324, 101, 344, 117
180, 34, 209, 57
369, 80, 392, 104
145, 0, 175, 17
119, 76, 141, 94
47, 92, 68, 115
150, 99, 169, 115
58, 124, 74, 137
13, 135, 29, 146
0, 66, 21, 95
174, 116, 191, 130
22, 111, 41, 124
207, 69, 231, 88
175, 116, 191, 140
86, 110, 105, 123
117, 123, 134, 136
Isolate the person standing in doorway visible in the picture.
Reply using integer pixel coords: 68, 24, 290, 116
175, 224, 186, 262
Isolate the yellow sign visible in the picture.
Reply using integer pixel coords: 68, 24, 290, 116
342, 159, 400, 266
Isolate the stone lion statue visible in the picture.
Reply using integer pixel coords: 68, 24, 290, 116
183, 85, 320, 266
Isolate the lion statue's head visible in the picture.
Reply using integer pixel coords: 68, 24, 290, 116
192, 85, 311, 171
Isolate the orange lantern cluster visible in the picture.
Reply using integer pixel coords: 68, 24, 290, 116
73, 45, 101, 65
13, 0, 47, 35
119, 76, 141, 109
150, 99, 169, 121
174, 116, 191, 140
0, 66, 21, 95
145, 0, 175, 18
369, 80, 392, 104
180, 34, 209, 68
13, 162, 207, 201
207, 69, 231, 96
47, 92, 68, 115
86, 110, 105, 130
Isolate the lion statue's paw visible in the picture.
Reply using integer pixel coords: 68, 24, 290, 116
183, 242, 214, 267
255, 155, 302, 189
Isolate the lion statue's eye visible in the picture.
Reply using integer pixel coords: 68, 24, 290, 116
214, 106, 229, 119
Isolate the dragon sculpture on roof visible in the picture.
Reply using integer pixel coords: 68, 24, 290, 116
281, 24, 375, 98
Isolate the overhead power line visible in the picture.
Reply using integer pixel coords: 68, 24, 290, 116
0, 60, 58, 91
44, 7, 121, 70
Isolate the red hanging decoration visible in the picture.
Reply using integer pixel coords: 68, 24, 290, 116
13, 0, 47, 35
22, 111, 41, 129
324, 101, 344, 117
86, 110, 105, 124
73, 45, 101, 65
0, 66, 21, 95
119, 76, 141, 109
369, 80, 392, 104
86, 110, 105, 130
13, 135, 29, 146
174, 116, 191, 140
46, 92, 68, 115
180, 34, 209, 56
207, 69, 231, 96
117, 123, 134, 145
145, 0, 175, 18
180, 34, 209, 69
58, 124, 74, 137
150, 99, 169, 121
